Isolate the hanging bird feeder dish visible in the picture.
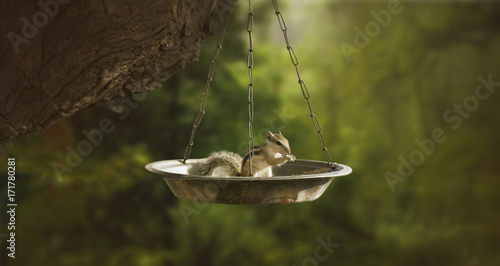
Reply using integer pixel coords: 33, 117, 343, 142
145, 0, 352, 205
146, 159, 352, 205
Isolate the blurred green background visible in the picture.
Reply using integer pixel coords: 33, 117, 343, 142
2, 0, 500, 265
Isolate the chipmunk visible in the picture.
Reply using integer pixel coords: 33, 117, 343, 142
188, 131, 296, 178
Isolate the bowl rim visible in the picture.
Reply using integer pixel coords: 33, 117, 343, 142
145, 159, 352, 181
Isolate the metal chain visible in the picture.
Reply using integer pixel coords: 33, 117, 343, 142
247, 0, 255, 176
271, 0, 336, 170
182, 11, 232, 163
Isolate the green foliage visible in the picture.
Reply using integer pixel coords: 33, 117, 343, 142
2, 1, 500, 265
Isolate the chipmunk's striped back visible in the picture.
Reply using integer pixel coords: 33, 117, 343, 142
240, 131, 295, 177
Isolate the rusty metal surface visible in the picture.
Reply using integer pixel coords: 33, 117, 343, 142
145, 159, 352, 205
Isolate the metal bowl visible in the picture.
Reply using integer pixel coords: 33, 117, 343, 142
145, 159, 352, 205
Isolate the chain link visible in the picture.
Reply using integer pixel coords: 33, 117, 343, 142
182, 11, 232, 163
183, 1, 334, 171
271, 0, 336, 170
247, 0, 255, 176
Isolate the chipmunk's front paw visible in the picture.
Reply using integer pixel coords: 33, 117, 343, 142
286, 154, 296, 162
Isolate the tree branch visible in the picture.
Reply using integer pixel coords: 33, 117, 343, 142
0, 0, 217, 157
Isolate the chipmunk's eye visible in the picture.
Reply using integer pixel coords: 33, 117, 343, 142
277, 141, 282, 146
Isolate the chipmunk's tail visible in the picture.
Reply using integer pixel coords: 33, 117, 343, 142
187, 151, 242, 177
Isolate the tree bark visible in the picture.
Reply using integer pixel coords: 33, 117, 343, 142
0, 0, 217, 156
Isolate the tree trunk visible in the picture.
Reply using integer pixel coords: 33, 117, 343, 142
0, 0, 217, 156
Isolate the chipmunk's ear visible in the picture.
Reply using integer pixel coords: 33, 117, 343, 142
266, 131, 273, 141
276, 131, 281, 135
